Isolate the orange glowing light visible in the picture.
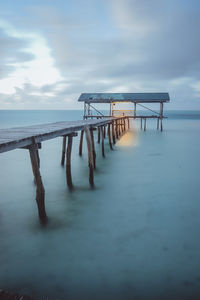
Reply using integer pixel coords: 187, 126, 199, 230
116, 130, 138, 147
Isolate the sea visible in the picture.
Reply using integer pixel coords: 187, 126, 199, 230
0, 110, 200, 300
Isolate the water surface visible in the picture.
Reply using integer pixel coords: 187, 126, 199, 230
0, 110, 200, 300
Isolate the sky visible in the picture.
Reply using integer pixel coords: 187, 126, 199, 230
0, 0, 200, 110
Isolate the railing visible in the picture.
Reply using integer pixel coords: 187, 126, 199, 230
88, 104, 105, 117
112, 110, 135, 116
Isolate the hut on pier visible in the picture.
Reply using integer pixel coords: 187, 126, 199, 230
78, 92, 170, 131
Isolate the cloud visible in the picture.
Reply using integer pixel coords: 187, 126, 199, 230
0, 27, 33, 79
0, 0, 200, 109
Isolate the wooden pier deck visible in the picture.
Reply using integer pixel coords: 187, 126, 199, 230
0, 116, 129, 224
0, 118, 116, 153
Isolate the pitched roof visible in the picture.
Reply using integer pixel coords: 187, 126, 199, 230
78, 93, 170, 103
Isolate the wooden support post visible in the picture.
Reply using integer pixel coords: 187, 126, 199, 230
134, 102, 136, 118
103, 125, 106, 138
116, 120, 119, 139
29, 146, 47, 224
97, 126, 101, 143
112, 121, 116, 144
157, 118, 159, 130
101, 126, 105, 157
79, 130, 84, 156
90, 127, 96, 169
66, 135, 73, 190
128, 117, 130, 129
160, 118, 163, 131
107, 124, 109, 136
61, 136, 67, 165
36, 149, 40, 168
108, 123, 113, 150
118, 120, 121, 137
160, 102, 164, 131
140, 118, 143, 130
84, 127, 94, 187
116, 120, 118, 138
84, 102, 86, 119
144, 118, 146, 131
124, 118, 126, 132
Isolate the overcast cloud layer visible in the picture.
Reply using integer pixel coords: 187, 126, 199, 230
0, 0, 200, 109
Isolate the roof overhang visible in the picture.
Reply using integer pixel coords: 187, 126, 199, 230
78, 93, 170, 103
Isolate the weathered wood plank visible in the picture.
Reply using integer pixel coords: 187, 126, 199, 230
0, 118, 118, 153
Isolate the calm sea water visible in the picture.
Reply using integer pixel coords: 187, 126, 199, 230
0, 110, 200, 300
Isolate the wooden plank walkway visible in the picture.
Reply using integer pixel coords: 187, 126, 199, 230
0, 118, 116, 153
0, 117, 130, 224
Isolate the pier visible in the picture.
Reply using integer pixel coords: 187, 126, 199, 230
0, 92, 170, 224
0, 116, 129, 224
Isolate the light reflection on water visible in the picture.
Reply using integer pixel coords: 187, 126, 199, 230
0, 111, 200, 300
116, 129, 138, 147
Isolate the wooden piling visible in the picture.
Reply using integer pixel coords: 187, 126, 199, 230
90, 127, 96, 169
107, 124, 109, 137
115, 120, 119, 139
108, 123, 113, 150
118, 120, 120, 137
144, 118, 146, 131
79, 130, 84, 156
140, 118, 143, 130
29, 146, 47, 224
97, 126, 101, 143
128, 117, 130, 129
101, 126, 105, 157
36, 149, 40, 168
61, 136, 67, 165
118, 120, 122, 137
160, 102, 164, 131
157, 118, 159, 130
66, 135, 73, 190
84, 127, 94, 187
103, 125, 106, 138
160, 118, 163, 131
115, 120, 118, 139
112, 121, 116, 144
